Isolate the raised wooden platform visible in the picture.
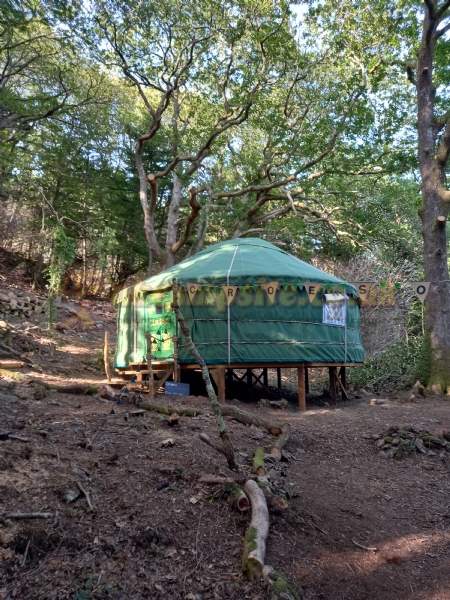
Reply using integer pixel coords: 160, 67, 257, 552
114, 360, 356, 412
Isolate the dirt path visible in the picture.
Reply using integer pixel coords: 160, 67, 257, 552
1, 378, 450, 600
1, 279, 450, 599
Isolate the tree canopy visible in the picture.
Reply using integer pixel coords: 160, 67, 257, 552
2, 1, 449, 389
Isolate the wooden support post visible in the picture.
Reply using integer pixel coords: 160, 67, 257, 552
263, 368, 268, 387
334, 367, 348, 400
145, 332, 154, 400
246, 368, 252, 388
297, 365, 306, 412
277, 367, 281, 390
329, 367, 337, 407
217, 366, 226, 403
305, 367, 309, 394
172, 335, 179, 382
103, 331, 111, 383
339, 366, 347, 400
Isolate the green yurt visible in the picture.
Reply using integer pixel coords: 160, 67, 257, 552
113, 238, 364, 369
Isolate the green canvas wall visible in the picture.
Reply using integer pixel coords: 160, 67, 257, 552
113, 238, 364, 368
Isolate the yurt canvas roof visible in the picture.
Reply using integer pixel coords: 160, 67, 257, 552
115, 238, 358, 301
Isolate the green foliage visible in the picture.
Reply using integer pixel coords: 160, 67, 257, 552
46, 225, 76, 293
348, 338, 422, 393
0, 0, 441, 355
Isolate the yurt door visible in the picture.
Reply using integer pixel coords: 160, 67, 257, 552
144, 291, 175, 360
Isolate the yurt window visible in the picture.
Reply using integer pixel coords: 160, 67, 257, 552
323, 294, 346, 326
155, 302, 163, 315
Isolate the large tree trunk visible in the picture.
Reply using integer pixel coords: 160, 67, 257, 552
135, 144, 163, 272
417, 8, 450, 394
166, 172, 183, 268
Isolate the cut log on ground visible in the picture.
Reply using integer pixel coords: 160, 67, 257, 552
100, 384, 116, 400
224, 482, 250, 511
269, 423, 291, 461
198, 475, 234, 484
252, 447, 266, 476
56, 385, 97, 395
438, 428, 450, 441
242, 479, 270, 580
168, 413, 179, 426
172, 279, 238, 471
140, 401, 199, 417
221, 405, 283, 435
0, 359, 24, 368
269, 399, 288, 410
6, 512, 53, 519
0, 368, 33, 383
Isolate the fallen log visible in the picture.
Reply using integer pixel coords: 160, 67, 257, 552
224, 481, 250, 512
269, 423, 291, 461
140, 401, 199, 417
0, 360, 25, 368
269, 399, 288, 410
198, 475, 234, 484
252, 447, 266, 476
0, 368, 33, 382
263, 565, 299, 600
168, 412, 179, 426
6, 512, 53, 519
438, 428, 450, 442
242, 479, 269, 580
56, 385, 97, 395
100, 384, 116, 400
233, 486, 250, 512
221, 405, 283, 436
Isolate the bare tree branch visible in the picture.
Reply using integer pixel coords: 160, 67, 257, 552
171, 187, 202, 254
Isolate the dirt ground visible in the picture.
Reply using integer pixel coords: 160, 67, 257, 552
1, 273, 450, 600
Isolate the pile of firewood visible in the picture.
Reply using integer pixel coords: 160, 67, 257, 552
371, 425, 450, 459
0, 291, 45, 318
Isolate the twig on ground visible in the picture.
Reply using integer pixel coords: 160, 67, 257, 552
308, 521, 329, 536
21, 539, 31, 567
352, 539, 378, 551
7, 477, 21, 492
77, 481, 95, 511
